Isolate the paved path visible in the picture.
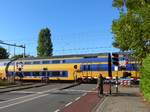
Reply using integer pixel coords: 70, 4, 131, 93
60, 84, 110, 112
96, 86, 150, 112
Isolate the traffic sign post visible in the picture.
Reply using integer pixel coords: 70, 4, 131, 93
114, 65, 119, 94
116, 76, 119, 93
112, 53, 119, 66
43, 68, 49, 84
73, 65, 78, 83
16, 62, 24, 85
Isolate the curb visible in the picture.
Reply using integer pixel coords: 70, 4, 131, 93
59, 82, 81, 90
94, 96, 109, 112
0, 82, 81, 94
92, 86, 116, 112
91, 94, 107, 112
0, 83, 33, 89
0, 84, 47, 93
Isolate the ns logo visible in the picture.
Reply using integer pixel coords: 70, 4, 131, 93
16, 62, 24, 71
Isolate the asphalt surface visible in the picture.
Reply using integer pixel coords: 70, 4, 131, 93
0, 83, 96, 112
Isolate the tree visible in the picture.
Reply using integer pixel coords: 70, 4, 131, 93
112, 0, 150, 62
0, 46, 9, 59
37, 28, 53, 57
112, 0, 150, 101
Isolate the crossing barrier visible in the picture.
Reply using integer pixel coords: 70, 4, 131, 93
120, 79, 131, 86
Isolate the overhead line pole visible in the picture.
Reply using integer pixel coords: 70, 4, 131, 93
0, 40, 26, 58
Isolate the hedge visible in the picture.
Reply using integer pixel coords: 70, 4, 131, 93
140, 55, 150, 101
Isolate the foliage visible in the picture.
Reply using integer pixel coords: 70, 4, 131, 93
0, 46, 9, 59
112, 0, 150, 62
112, 0, 150, 102
37, 28, 53, 57
140, 55, 150, 101
10, 54, 34, 59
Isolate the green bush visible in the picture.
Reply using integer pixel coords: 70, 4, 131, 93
140, 55, 150, 101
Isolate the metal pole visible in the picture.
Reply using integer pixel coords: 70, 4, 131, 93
116, 75, 118, 93
108, 53, 112, 95
14, 44, 16, 57
46, 71, 47, 84
23, 45, 25, 58
109, 78, 112, 95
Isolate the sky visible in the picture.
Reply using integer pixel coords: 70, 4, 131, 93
0, 0, 119, 56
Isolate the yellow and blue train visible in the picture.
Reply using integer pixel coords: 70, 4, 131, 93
0, 53, 139, 81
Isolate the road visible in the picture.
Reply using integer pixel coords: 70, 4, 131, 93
0, 83, 97, 112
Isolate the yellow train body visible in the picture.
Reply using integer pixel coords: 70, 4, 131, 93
0, 53, 139, 81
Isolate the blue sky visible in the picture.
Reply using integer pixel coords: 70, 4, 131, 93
0, 0, 119, 56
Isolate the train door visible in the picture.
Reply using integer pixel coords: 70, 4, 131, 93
41, 71, 49, 83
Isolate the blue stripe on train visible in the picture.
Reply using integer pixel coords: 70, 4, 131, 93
65, 58, 108, 63
80, 64, 108, 71
81, 63, 138, 71
7, 71, 68, 77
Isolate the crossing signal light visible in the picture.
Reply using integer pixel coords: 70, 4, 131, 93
112, 53, 119, 66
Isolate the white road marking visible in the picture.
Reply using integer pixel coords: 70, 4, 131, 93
54, 109, 60, 112
65, 102, 72, 107
75, 97, 80, 101
0, 93, 38, 104
82, 93, 87, 96
0, 94, 48, 109
0, 88, 57, 104
11, 91, 39, 94
92, 87, 96, 90
63, 89, 97, 93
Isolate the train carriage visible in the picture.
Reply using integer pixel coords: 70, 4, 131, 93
0, 53, 139, 81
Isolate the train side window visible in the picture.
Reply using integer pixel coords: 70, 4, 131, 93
24, 61, 32, 65
4, 63, 7, 66
52, 60, 60, 64
88, 65, 91, 70
10, 62, 15, 65
41, 71, 50, 76
60, 60, 64, 63
42, 60, 50, 64
51, 71, 60, 76
83, 65, 91, 71
62, 71, 68, 77
23, 72, 31, 76
8, 72, 14, 76
32, 72, 40, 76
83, 65, 86, 71
42, 71, 46, 76
62, 60, 66, 63
97, 64, 106, 71
33, 61, 41, 64
47, 72, 52, 76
